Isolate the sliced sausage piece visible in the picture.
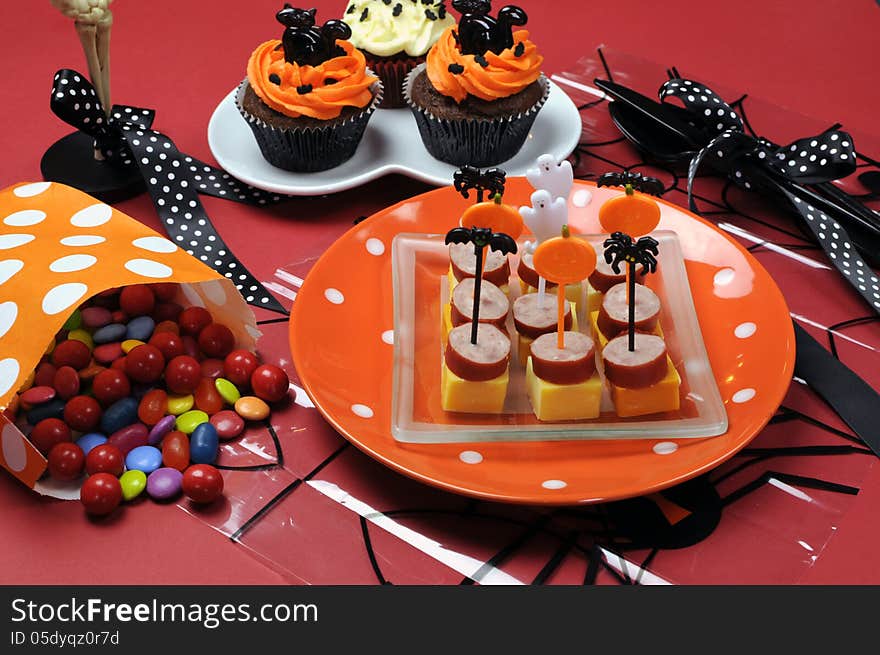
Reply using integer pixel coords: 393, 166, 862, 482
602, 333, 668, 389
449, 242, 510, 288
531, 332, 596, 385
517, 253, 557, 291
597, 282, 660, 338
445, 323, 511, 382
589, 258, 645, 294
450, 278, 509, 330
513, 293, 572, 340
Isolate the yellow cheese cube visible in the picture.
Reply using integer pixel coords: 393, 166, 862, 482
441, 361, 509, 414
525, 358, 602, 421
587, 283, 603, 314
516, 304, 579, 366
610, 357, 681, 418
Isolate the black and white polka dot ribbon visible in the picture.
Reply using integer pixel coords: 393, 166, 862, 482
658, 78, 880, 314
50, 69, 287, 315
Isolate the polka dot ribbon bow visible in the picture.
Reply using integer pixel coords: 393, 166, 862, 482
659, 78, 880, 315
50, 69, 287, 315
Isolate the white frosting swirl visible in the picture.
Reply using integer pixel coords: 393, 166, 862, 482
344, 1, 455, 58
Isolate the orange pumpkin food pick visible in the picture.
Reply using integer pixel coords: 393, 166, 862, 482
533, 226, 597, 350
460, 194, 524, 241
598, 184, 661, 237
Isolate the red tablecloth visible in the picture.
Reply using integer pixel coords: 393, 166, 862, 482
0, 0, 878, 584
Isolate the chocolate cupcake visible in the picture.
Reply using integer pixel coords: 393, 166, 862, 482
343, 1, 454, 108
404, 1, 548, 167
236, 6, 383, 172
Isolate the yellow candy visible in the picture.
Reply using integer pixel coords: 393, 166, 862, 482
167, 394, 194, 415
68, 329, 95, 350
121, 339, 145, 354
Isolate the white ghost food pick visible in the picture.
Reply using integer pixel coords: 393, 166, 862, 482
526, 154, 574, 201
520, 190, 568, 253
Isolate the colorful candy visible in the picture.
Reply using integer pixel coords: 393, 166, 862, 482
125, 445, 163, 474
189, 423, 219, 465
47, 442, 85, 481
124, 344, 165, 383
182, 465, 224, 504
100, 397, 138, 434
20, 386, 56, 407
26, 398, 65, 424
164, 356, 201, 395
85, 444, 125, 477
119, 469, 147, 502
178, 306, 212, 336
126, 316, 155, 341
121, 339, 145, 354
166, 394, 194, 416
223, 350, 259, 388
161, 431, 190, 471
75, 432, 107, 456
120, 284, 156, 317
92, 369, 131, 406
210, 410, 245, 440
63, 395, 102, 432
29, 418, 71, 455
214, 378, 240, 406
234, 396, 270, 421
250, 365, 289, 403
148, 414, 176, 445
52, 366, 81, 400
51, 339, 91, 370
67, 328, 94, 350
195, 378, 224, 415
81, 473, 122, 516
93, 342, 123, 365
138, 389, 168, 426
198, 323, 235, 358
146, 468, 183, 500
107, 423, 149, 456
81, 306, 112, 329
148, 332, 184, 360
176, 410, 209, 434
93, 323, 126, 344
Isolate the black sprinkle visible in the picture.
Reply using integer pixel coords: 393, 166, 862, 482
438, 3, 447, 18
347, 4, 357, 14
360, 7, 369, 20
448, 63, 465, 74
393, 3, 403, 16
297, 84, 313, 94
325, 78, 338, 85
425, 8, 437, 19
382, 0, 392, 4
268, 73, 281, 85
474, 54, 488, 67
514, 42, 525, 57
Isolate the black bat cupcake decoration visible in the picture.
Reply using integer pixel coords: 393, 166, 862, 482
276, 5, 352, 66
451, 0, 527, 56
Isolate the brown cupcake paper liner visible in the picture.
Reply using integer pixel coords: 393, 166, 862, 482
363, 53, 425, 109
235, 75, 384, 173
404, 64, 550, 168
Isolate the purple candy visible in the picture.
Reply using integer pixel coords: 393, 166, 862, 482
81, 307, 112, 329
146, 467, 183, 500
148, 415, 176, 446
107, 422, 149, 456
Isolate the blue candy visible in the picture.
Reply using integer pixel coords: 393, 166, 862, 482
189, 422, 219, 465
93, 323, 127, 344
100, 397, 139, 435
126, 316, 155, 342
26, 398, 65, 424
76, 432, 107, 455
125, 445, 163, 474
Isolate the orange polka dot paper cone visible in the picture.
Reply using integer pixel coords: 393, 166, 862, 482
0, 181, 259, 489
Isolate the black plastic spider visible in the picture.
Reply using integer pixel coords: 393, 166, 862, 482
453, 166, 507, 203
603, 232, 659, 275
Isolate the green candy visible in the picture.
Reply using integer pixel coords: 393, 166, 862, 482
62, 309, 82, 331
176, 410, 210, 434
120, 470, 147, 502
214, 378, 241, 405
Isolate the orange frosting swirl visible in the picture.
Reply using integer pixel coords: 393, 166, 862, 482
247, 39, 379, 120
426, 27, 543, 103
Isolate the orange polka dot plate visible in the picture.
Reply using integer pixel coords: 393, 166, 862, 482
289, 180, 795, 505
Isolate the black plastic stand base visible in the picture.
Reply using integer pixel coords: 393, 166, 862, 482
40, 131, 145, 203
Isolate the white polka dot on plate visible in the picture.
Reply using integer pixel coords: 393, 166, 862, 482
1, 423, 27, 473
572, 189, 592, 208
732, 388, 756, 404
714, 268, 735, 286
60, 235, 105, 247
0, 301, 18, 339
382, 330, 394, 345
653, 442, 678, 455
542, 480, 567, 490
13, 182, 51, 198
70, 203, 112, 227
3, 210, 46, 227
0, 234, 35, 250
365, 238, 385, 256
132, 236, 177, 254
735, 322, 757, 339
459, 451, 483, 464
49, 254, 97, 273
124, 258, 173, 279
325, 288, 344, 305
352, 404, 373, 418
0, 358, 20, 396
42, 282, 88, 315
0, 259, 24, 286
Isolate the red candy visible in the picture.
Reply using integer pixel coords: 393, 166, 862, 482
182, 465, 224, 504
210, 410, 244, 440
120, 284, 155, 317
111, 310, 128, 324
149, 332, 185, 360
78, 362, 105, 381
107, 423, 149, 456
198, 323, 235, 359
224, 350, 259, 388
178, 306, 212, 336
153, 302, 183, 323
110, 357, 128, 372
47, 442, 85, 481
30, 418, 72, 455
93, 342, 123, 364
34, 362, 58, 388
161, 431, 190, 472
80, 473, 122, 516
138, 389, 168, 426
63, 395, 102, 432
153, 320, 180, 335
85, 443, 125, 477
125, 344, 165, 383
200, 359, 226, 380
194, 377, 224, 415
181, 335, 200, 360
52, 366, 80, 400
152, 283, 178, 302
51, 339, 91, 370
165, 356, 201, 395
20, 386, 56, 407
250, 364, 290, 403
92, 369, 131, 406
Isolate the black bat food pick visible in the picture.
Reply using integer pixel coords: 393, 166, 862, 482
276, 5, 352, 66
597, 171, 665, 197
451, 0, 527, 56
446, 226, 517, 344
603, 232, 660, 352
453, 165, 507, 203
